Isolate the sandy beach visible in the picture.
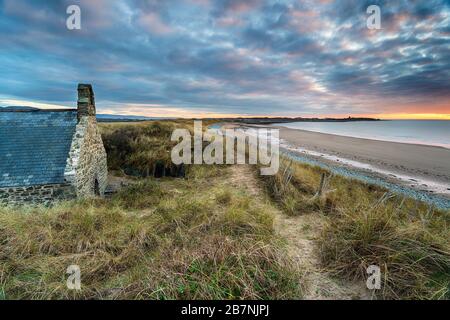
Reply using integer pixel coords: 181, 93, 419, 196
274, 126, 450, 197
221, 122, 450, 201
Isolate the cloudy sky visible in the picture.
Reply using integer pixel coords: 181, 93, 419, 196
0, 0, 449, 118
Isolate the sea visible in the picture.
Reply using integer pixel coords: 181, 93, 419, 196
279, 120, 450, 149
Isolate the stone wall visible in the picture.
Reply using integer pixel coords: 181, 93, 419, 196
0, 184, 76, 206
64, 116, 108, 198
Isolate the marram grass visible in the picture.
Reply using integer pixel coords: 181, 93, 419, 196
262, 158, 450, 299
0, 165, 303, 300
1, 121, 448, 300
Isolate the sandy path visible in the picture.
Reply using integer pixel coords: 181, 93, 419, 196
228, 165, 370, 300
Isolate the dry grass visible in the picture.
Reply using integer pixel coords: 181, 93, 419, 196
319, 202, 449, 299
3, 120, 448, 300
99, 120, 216, 177
0, 122, 302, 300
0, 167, 302, 300
100, 121, 179, 176
262, 157, 450, 299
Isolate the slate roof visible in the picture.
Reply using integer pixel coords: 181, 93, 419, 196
0, 110, 78, 188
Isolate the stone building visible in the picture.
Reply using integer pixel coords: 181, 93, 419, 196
0, 84, 107, 205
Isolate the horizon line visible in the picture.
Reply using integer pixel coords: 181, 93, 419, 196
1, 104, 449, 121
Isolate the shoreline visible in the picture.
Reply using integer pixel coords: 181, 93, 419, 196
274, 126, 450, 190
221, 122, 450, 209
281, 148, 450, 210
275, 123, 450, 150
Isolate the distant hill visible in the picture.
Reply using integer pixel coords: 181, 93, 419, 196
202, 116, 382, 124
0, 106, 171, 122
0, 106, 41, 112
96, 114, 173, 122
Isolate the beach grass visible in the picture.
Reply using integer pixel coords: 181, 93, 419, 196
0, 121, 302, 300
1, 120, 448, 300
262, 158, 450, 299
0, 167, 302, 300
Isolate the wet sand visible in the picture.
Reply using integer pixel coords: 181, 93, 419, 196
275, 126, 450, 196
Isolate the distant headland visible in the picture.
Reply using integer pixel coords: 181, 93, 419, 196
200, 116, 381, 124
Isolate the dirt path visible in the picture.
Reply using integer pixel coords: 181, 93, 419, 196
229, 165, 370, 300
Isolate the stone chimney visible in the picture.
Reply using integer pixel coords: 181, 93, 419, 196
77, 83, 96, 121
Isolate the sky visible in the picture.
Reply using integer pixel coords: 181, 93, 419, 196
0, 0, 449, 119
